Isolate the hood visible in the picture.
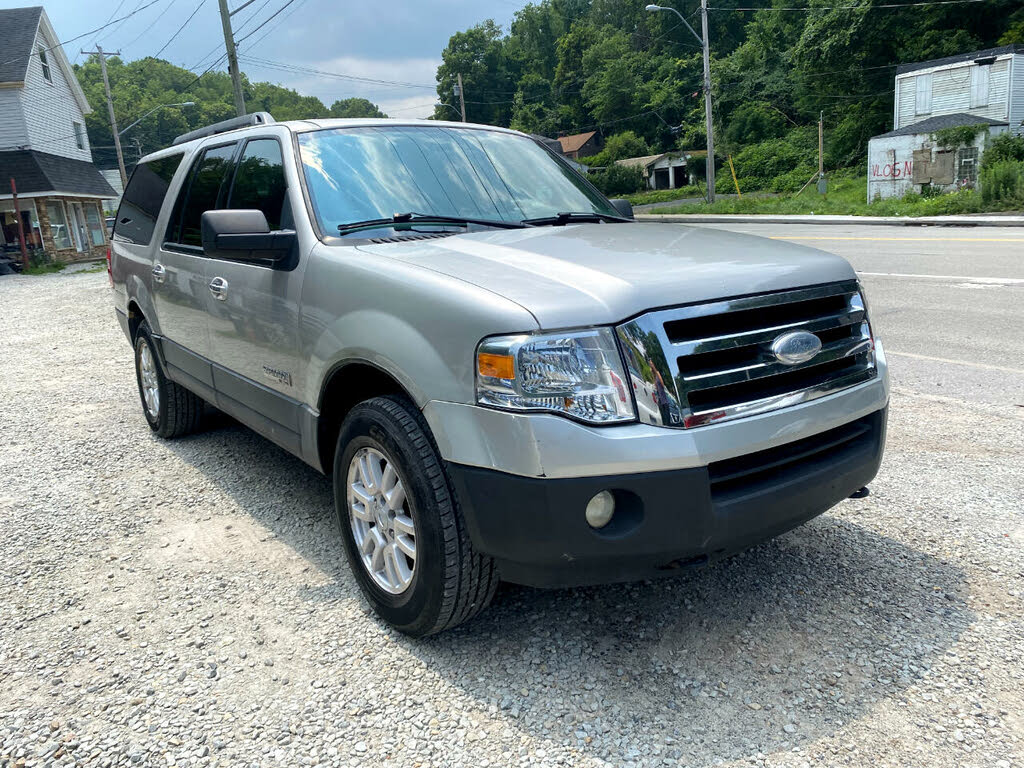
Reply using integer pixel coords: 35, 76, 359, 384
355, 222, 856, 329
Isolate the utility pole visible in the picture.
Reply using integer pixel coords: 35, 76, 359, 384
81, 45, 128, 188
817, 111, 827, 195
10, 178, 29, 269
699, 0, 715, 203
217, 0, 246, 117
455, 74, 467, 122
818, 111, 824, 179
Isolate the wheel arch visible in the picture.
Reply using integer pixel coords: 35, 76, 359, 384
315, 359, 418, 475
126, 299, 145, 341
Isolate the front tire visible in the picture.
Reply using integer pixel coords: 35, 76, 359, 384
134, 322, 204, 439
334, 396, 498, 636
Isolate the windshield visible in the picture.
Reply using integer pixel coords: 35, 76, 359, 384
296, 125, 617, 235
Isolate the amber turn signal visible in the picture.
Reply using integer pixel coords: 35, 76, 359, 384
478, 352, 515, 380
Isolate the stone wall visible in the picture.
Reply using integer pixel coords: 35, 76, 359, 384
35, 195, 108, 263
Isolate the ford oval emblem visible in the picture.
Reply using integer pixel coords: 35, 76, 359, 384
770, 330, 822, 366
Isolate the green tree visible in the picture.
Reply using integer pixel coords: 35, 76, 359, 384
74, 55, 329, 170
434, 20, 513, 125
329, 98, 388, 118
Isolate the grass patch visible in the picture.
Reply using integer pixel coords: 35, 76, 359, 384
647, 172, 1020, 216
624, 187, 706, 205
22, 260, 67, 275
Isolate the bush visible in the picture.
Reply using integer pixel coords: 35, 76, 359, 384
727, 127, 816, 192
603, 130, 649, 161
723, 102, 787, 146
588, 163, 646, 196
584, 131, 650, 169
981, 160, 1024, 205
984, 134, 1024, 164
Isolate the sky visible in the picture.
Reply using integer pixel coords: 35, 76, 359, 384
0, 0, 529, 117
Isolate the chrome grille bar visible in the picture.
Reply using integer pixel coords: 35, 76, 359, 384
616, 281, 876, 429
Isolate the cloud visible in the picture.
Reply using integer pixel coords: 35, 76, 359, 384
244, 55, 442, 118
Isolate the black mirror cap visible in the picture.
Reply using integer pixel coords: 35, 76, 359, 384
201, 209, 295, 264
609, 199, 634, 219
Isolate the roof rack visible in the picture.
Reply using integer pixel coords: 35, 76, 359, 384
172, 112, 275, 146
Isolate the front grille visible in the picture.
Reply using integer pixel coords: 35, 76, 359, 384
708, 412, 877, 496
616, 281, 876, 428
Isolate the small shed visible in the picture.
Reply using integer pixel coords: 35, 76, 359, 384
615, 152, 690, 190
866, 113, 1007, 200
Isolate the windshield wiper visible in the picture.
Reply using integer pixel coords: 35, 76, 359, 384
337, 212, 528, 235
521, 211, 632, 226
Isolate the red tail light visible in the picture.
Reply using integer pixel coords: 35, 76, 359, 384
106, 247, 112, 287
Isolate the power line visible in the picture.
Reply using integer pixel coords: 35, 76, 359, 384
241, 0, 312, 48
232, 0, 273, 34
76, 0, 127, 63
710, 0, 987, 9
239, 55, 438, 89
235, 0, 300, 44
124, 0, 180, 50
99, 0, 153, 46
0, 0, 164, 69
154, 0, 207, 59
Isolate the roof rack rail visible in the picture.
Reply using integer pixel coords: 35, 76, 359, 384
172, 112, 275, 146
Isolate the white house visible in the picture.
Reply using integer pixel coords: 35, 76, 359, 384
0, 6, 114, 262
867, 44, 1024, 200
615, 151, 700, 190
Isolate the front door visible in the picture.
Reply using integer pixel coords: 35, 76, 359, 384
202, 137, 306, 444
152, 141, 238, 390
69, 202, 88, 252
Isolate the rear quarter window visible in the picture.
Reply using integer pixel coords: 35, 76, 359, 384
113, 154, 184, 244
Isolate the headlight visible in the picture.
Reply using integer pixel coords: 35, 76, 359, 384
476, 328, 637, 424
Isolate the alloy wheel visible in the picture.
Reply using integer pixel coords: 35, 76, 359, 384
346, 446, 417, 594
138, 340, 160, 419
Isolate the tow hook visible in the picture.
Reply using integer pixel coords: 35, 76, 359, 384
849, 486, 870, 499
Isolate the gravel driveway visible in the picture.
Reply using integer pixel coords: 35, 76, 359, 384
1, 270, 1021, 768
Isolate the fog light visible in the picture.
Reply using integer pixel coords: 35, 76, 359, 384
585, 490, 616, 529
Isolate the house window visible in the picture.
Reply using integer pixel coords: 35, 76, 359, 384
45, 201, 72, 249
970, 65, 990, 108
915, 73, 932, 115
85, 203, 106, 246
73, 122, 86, 150
957, 146, 979, 185
39, 46, 52, 83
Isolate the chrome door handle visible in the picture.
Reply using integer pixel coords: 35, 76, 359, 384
151, 263, 166, 284
209, 277, 228, 301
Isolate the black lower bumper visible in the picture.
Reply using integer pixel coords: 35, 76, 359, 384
447, 408, 887, 588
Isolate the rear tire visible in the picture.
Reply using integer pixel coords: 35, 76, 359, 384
334, 395, 498, 636
134, 321, 204, 439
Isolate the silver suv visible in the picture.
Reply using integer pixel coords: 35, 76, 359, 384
110, 114, 889, 636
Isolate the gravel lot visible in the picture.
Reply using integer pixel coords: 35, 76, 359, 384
1, 269, 1022, 768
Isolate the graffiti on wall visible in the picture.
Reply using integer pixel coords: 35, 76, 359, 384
870, 158, 913, 179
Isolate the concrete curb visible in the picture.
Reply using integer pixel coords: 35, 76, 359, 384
636, 213, 1024, 226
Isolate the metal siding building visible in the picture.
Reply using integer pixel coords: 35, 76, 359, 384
869, 45, 1023, 200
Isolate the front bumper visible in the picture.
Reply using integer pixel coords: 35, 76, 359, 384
448, 407, 887, 588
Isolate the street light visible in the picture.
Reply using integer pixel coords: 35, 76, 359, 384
118, 101, 196, 136
645, 4, 702, 45
433, 103, 463, 121
646, 2, 716, 202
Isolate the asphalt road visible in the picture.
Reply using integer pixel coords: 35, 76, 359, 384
693, 223, 1024, 407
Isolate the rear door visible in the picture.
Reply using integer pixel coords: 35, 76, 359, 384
154, 141, 238, 393
111, 152, 185, 312
202, 136, 306, 450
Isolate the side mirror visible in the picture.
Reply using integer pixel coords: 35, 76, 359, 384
609, 199, 634, 219
201, 209, 296, 263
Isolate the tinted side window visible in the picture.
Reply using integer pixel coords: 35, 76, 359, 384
229, 139, 287, 230
114, 154, 183, 244
169, 143, 237, 247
